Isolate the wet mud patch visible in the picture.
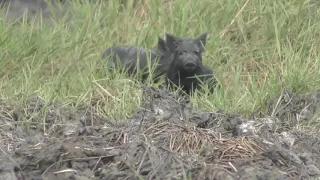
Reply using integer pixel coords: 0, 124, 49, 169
1, 87, 320, 179
266, 88, 320, 130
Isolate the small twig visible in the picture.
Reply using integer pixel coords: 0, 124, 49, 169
42, 156, 112, 176
92, 157, 102, 172
0, 146, 8, 155
271, 90, 293, 117
220, 145, 236, 159
271, 92, 284, 117
228, 162, 238, 172
115, 130, 124, 144
53, 168, 77, 174
92, 80, 121, 102
138, 107, 147, 133
123, 133, 128, 144
137, 137, 149, 173
144, 121, 169, 134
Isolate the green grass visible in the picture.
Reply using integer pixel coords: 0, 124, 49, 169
0, 0, 320, 120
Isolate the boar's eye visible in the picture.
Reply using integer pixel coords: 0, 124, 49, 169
194, 50, 200, 55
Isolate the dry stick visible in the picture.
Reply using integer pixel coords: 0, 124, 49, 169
92, 80, 121, 102
219, 0, 251, 38
228, 162, 238, 172
138, 108, 146, 133
271, 90, 293, 117
137, 136, 149, 173
220, 145, 236, 159
92, 156, 102, 172
53, 169, 76, 174
42, 156, 113, 176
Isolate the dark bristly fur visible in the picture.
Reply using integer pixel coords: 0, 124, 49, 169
165, 32, 217, 95
102, 37, 173, 83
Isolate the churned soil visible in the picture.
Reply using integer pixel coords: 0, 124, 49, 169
1, 86, 320, 180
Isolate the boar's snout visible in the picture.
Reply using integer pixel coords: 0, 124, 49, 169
184, 62, 197, 70
183, 56, 198, 72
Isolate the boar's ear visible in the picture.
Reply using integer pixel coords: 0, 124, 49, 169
195, 33, 208, 53
165, 33, 182, 52
157, 36, 169, 52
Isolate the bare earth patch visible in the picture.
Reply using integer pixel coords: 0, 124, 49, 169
1, 86, 320, 180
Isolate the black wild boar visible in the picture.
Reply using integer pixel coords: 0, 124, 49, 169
164, 32, 217, 95
102, 37, 173, 83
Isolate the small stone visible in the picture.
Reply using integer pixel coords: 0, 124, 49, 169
299, 109, 312, 121
78, 127, 85, 135
85, 127, 92, 135
279, 132, 295, 147
299, 153, 313, 165
109, 149, 121, 156
237, 120, 256, 136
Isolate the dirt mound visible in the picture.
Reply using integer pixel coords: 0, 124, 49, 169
1, 87, 320, 180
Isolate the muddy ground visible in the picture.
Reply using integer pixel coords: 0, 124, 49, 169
1, 85, 320, 180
